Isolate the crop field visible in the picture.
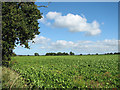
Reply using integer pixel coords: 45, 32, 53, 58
10, 55, 119, 88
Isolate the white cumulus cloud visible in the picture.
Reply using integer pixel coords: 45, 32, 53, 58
18, 35, 118, 54
38, 15, 51, 26
46, 12, 62, 20
40, 12, 101, 36
32, 35, 50, 44
31, 36, 118, 54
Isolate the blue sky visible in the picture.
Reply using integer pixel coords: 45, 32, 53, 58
14, 2, 118, 55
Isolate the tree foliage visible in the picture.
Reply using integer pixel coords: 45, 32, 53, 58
34, 53, 39, 56
12, 52, 17, 56
69, 51, 74, 55
2, 2, 42, 66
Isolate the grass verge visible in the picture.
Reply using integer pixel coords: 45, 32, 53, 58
2, 66, 28, 89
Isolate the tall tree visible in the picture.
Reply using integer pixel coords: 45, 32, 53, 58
69, 51, 74, 55
2, 2, 42, 66
34, 53, 39, 56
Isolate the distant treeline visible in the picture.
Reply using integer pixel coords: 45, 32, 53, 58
105, 52, 120, 55
45, 52, 74, 56
13, 55, 34, 56
86, 52, 120, 55
12, 52, 120, 56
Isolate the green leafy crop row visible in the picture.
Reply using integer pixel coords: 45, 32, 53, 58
10, 55, 120, 88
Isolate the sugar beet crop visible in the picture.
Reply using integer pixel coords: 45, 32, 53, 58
10, 55, 119, 88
